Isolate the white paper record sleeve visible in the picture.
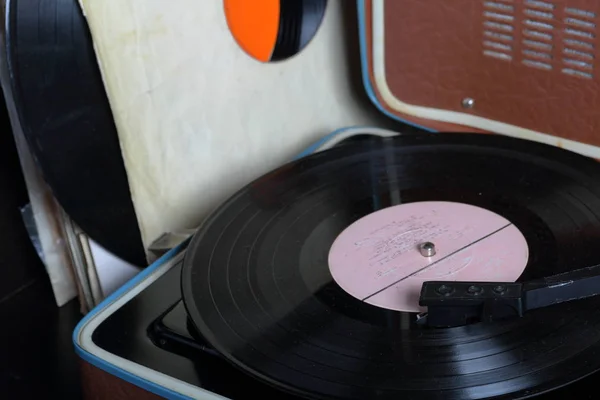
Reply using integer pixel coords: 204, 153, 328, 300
77, 0, 393, 258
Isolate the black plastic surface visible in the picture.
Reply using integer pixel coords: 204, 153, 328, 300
5, 0, 145, 266
148, 301, 220, 359
420, 281, 525, 327
92, 261, 300, 400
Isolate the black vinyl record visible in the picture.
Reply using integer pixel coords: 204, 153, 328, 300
5, 0, 145, 266
182, 133, 600, 400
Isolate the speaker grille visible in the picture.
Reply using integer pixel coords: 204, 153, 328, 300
522, 0, 555, 71
483, 1, 516, 61
563, 6, 596, 78
483, 1, 597, 79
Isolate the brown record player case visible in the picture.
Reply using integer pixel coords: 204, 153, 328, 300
80, 0, 600, 399
80, 360, 161, 400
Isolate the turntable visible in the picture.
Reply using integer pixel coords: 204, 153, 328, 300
73, 1, 600, 399
75, 127, 600, 399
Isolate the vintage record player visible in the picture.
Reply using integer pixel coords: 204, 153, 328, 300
72, 0, 600, 399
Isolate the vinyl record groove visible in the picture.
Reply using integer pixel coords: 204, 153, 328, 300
182, 133, 600, 399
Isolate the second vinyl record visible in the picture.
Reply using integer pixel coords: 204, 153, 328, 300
5, 0, 146, 266
182, 133, 600, 400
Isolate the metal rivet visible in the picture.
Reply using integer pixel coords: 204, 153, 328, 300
419, 242, 436, 257
493, 285, 506, 294
462, 97, 475, 109
436, 284, 454, 296
467, 285, 482, 294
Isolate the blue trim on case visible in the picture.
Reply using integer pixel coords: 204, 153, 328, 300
356, 0, 436, 133
73, 240, 194, 400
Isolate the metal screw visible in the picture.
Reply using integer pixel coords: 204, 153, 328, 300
462, 97, 475, 109
467, 285, 482, 294
493, 285, 506, 294
419, 242, 436, 257
436, 284, 454, 296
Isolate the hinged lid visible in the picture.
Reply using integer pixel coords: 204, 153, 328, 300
359, 0, 600, 158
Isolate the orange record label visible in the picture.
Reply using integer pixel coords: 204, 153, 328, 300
224, 0, 280, 62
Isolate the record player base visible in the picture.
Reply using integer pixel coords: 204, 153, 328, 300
79, 360, 160, 400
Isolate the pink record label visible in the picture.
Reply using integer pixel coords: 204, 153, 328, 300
328, 201, 529, 312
